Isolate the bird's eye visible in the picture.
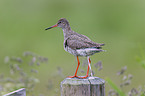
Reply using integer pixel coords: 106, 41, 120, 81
58, 22, 61, 24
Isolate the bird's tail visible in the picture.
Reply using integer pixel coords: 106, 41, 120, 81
100, 43, 105, 46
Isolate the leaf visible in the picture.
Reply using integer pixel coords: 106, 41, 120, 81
140, 60, 145, 69
106, 78, 126, 96
136, 55, 145, 70
141, 92, 145, 96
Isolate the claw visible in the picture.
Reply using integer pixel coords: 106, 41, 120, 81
78, 75, 89, 79
68, 75, 78, 78
68, 75, 89, 79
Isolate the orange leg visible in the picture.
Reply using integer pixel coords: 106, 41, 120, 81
79, 57, 91, 79
68, 56, 80, 78
88, 58, 93, 77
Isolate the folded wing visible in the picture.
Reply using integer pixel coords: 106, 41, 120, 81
65, 35, 104, 50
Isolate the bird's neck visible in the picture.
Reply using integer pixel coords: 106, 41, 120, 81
62, 26, 73, 39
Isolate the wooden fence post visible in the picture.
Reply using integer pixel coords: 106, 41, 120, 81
61, 77, 105, 96
3, 88, 26, 96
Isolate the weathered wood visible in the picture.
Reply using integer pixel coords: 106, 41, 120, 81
3, 88, 26, 96
61, 77, 105, 96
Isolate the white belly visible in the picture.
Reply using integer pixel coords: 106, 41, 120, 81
64, 46, 103, 57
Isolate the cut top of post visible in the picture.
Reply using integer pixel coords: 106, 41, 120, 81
61, 77, 105, 96
61, 77, 105, 85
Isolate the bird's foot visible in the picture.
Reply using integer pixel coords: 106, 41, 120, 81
68, 75, 79, 78
78, 75, 89, 79
68, 75, 89, 79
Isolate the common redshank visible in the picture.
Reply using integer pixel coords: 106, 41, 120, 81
45, 18, 104, 79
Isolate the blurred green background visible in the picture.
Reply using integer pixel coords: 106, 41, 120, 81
0, 0, 145, 95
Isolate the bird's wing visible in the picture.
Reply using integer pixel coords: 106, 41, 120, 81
65, 35, 104, 50
77, 34, 91, 41
72, 31, 92, 41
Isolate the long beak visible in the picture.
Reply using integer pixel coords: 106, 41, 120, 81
45, 24, 57, 30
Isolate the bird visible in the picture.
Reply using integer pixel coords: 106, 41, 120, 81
45, 18, 104, 79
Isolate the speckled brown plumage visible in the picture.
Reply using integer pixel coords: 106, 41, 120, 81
45, 18, 105, 78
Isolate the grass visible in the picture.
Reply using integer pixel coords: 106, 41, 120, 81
106, 64, 145, 96
0, 51, 145, 96
1, 0, 145, 95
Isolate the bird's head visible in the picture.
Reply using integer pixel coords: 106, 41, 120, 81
45, 18, 70, 30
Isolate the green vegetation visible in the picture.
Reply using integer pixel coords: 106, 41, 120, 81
0, 52, 48, 95
106, 78, 126, 96
106, 65, 145, 96
0, 0, 145, 95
